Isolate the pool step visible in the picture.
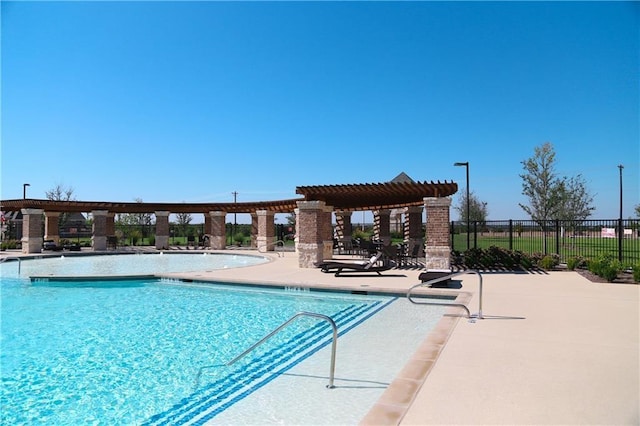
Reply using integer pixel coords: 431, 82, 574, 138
143, 298, 395, 426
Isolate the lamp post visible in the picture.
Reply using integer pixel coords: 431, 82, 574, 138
232, 191, 238, 245
23, 183, 30, 199
618, 164, 624, 261
454, 162, 470, 250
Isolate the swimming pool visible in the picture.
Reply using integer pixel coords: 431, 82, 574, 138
2, 252, 269, 277
0, 255, 448, 425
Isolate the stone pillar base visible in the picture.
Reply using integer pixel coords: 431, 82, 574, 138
92, 236, 107, 251
298, 243, 324, 268
156, 236, 169, 250
424, 245, 451, 270
323, 241, 333, 259
210, 236, 226, 250
22, 237, 42, 254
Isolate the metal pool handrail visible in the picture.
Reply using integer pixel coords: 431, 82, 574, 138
407, 269, 484, 321
0, 256, 21, 275
257, 239, 287, 257
227, 311, 338, 389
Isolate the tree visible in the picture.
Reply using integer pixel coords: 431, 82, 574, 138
520, 142, 595, 250
454, 189, 488, 229
45, 183, 76, 229
634, 204, 640, 219
45, 184, 75, 202
175, 212, 192, 238
556, 174, 595, 222
116, 198, 155, 245
519, 142, 562, 224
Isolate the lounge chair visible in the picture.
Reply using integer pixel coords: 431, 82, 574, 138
314, 251, 393, 276
43, 240, 62, 251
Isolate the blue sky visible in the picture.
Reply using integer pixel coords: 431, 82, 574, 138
1, 1, 638, 223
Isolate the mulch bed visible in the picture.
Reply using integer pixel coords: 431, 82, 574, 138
575, 269, 638, 285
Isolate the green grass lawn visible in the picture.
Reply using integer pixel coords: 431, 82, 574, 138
452, 234, 639, 264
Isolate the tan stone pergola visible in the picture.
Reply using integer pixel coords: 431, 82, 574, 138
1, 176, 458, 269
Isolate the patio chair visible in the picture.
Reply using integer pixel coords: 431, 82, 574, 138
314, 251, 393, 276
380, 243, 407, 267
408, 243, 421, 265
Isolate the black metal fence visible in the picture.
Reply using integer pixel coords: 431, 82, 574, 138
451, 219, 640, 264
4, 215, 639, 264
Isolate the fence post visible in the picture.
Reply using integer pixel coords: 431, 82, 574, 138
555, 219, 560, 256
508, 219, 513, 250
450, 221, 455, 252
473, 221, 478, 249
618, 218, 623, 262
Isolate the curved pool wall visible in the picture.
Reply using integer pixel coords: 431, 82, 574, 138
0, 252, 270, 279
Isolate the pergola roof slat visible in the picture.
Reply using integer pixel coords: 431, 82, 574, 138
1, 179, 458, 214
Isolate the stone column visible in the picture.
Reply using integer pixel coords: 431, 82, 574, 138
155, 211, 170, 250
296, 201, 326, 268
106, 212, 116, 237
256, 210, 275, 251
322, 206, 334, 259
405, 205, 424, 256
92, 210, 108, 251
21, 208, 44, 254
250, 212, 258, 248
293, 208, 299, 252
424, 197, 452, 270
373, 209, 391, 245
334, 210, 353, 252
44, 211, 61, 244
203, 213, 212, 248
209, 211, 227, 250
392, 209, 403, 234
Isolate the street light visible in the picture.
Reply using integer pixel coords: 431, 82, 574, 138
453, 162, 470, 250
23, 183, 30, 199
232, 191, 238, 245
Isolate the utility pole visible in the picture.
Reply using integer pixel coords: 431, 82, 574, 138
454, 162, 470, 250
618, 165, 623, 262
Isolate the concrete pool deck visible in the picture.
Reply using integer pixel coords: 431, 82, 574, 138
156, 249, 640, 425
2, 249, 639, 424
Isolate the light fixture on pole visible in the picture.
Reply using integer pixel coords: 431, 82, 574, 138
232, 191, 238, 244
23, 183, 30, 199
453, 162, 470, 250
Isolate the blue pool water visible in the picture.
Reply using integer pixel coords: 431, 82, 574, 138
0, 276, 394, 425
1, 254, 448, 425
2, 252, 268, 277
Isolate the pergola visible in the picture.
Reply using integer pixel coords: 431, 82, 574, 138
1, 178, 458, 269
0, 180, 457, 214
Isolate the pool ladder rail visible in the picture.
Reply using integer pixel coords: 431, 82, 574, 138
0, 256, 21, 274
407, 270, 484, 322
257, 239, 288, 257
226, 311, 338, 389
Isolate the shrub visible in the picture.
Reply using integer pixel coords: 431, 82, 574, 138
588, 254, 622, 282
539, 255, 557, 270
567, 256, 587, 271
459, 246, 538, 270
632, 263, 640, 283
0, 239, 19, 250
